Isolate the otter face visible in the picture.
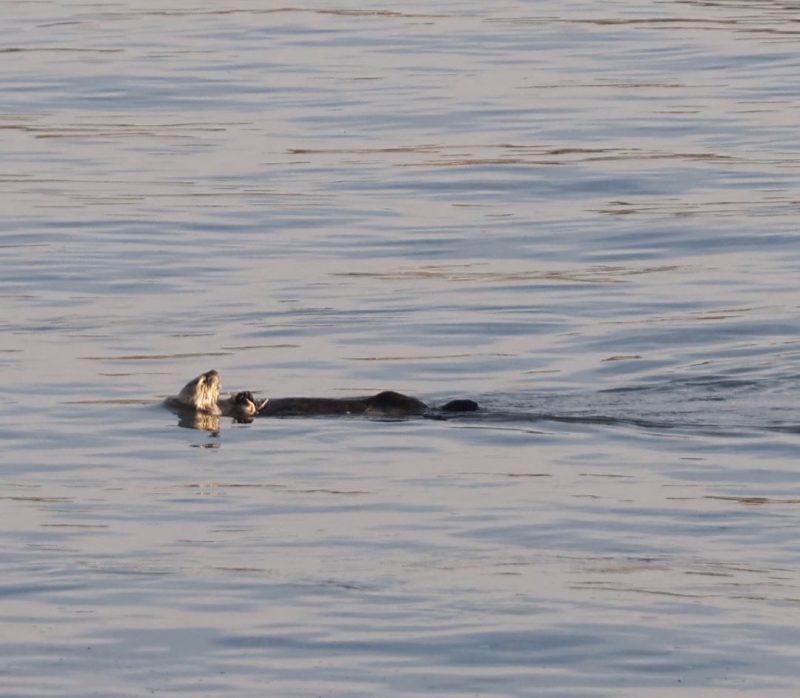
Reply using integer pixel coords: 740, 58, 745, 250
177, 369, 222, 414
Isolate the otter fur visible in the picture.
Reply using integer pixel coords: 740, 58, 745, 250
258, 391, 428, 418
165, 370, 477, 425
164, 369, 263, 426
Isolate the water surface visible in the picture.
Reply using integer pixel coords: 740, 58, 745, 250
2, 1, 800, 696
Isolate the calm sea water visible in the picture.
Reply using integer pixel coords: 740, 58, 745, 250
2, 1, 800, 696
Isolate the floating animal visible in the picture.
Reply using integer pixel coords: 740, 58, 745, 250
165, 369, 478, 429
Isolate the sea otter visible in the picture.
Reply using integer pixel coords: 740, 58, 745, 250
165, 369, 478, 426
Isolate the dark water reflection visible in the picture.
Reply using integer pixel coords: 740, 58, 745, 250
2, 1, 800, 696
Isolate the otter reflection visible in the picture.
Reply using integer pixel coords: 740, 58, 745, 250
165, 369, 478, 430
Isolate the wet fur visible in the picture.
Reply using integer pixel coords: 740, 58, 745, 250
165, 370, 260, 423
166, 370, 477, 426
259, 391, 428, 418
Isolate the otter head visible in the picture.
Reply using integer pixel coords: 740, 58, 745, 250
177, 369, 222, 414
